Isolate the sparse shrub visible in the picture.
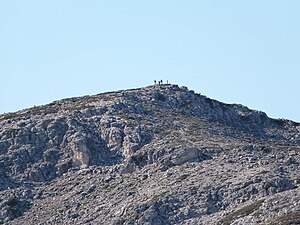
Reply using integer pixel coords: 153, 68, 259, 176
3, 196, 18, 207
103, 183, 110, 189
268, 211, 300, 224
155, 92, 166, 101
218, 199, 265, 225
176, 174, 189, 182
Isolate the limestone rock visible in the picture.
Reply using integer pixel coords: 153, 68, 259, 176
0, 84, 299, 224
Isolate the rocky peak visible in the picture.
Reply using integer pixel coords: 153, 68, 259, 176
0, 84, 300, 224
0, 84, 299, 180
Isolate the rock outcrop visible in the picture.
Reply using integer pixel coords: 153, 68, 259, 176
0, 84, 299, 224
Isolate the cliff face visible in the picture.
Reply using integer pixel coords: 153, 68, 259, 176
0, 84, 300, 224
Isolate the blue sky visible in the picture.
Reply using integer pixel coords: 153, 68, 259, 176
1, 1, 299, 122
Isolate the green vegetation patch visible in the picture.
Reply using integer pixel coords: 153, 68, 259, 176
267, 211, 300, 225
176, 174, 189, 182
218, 199, 265, 225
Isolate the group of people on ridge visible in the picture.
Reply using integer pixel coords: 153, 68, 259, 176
154, 79, 168, 85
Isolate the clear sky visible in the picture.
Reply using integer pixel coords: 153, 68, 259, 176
1, 1, 299, 122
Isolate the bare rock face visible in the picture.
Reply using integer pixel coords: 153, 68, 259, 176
70, 132, 92, 168
0, 84, 300, 224
170, 147, 210, 166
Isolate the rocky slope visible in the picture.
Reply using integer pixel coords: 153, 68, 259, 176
0, 84, 300, 225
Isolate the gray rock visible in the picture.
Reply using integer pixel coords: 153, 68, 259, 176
0, 84, 299, 225
170, 147, 210, 166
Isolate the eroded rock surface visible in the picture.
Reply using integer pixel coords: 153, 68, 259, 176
0, 84, 299, 224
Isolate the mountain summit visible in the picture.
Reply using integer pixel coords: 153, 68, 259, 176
0, 84, 300, 224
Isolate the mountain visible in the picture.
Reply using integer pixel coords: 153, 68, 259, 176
0, 84, 300, 225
